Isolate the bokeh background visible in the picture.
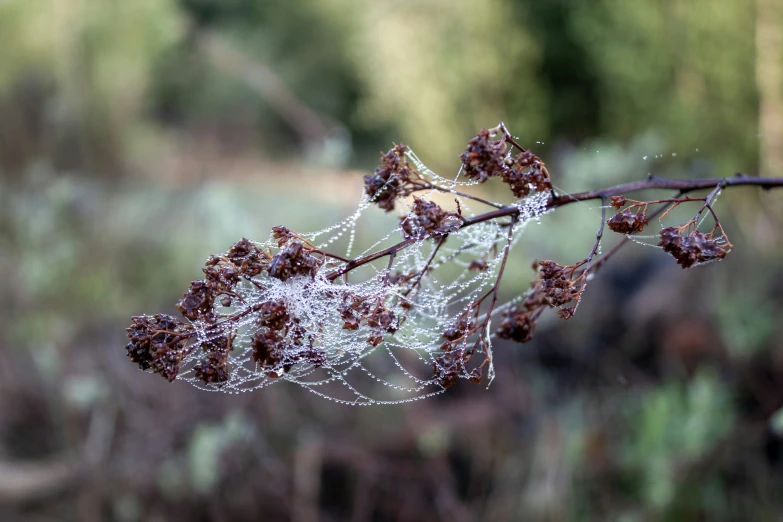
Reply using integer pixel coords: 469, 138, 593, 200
2, 1, 783, 520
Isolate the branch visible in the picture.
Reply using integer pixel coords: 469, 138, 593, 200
327, 175, 783, 280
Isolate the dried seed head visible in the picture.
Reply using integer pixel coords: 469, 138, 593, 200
364, 144, 414, 212
125, 314, 191, 382
257, 300, 290, 330
177, 280, 216, 321
537, 260, 582, 307
557, 306, 576, 320
267, 241, 321, 281
432, 348, 466, 389
224, 237, 267, 277
468, 259, 488, 271
401, 197, 460, 239
610, 195, 627, 209
459, 130, 552, 198
501, 150, 552, 198
441, 318, 475, 341
194, 335, 232, 385
496, 307, 537, 343
460, 129, 509, 183
658, 227, 728, 268
178, 238, 269, 322
607, 209, 648, 234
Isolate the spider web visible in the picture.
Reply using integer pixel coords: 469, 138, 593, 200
177, 148, 551, 404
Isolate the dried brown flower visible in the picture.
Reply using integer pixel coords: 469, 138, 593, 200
607, 209, 648, 234
250, 300, 324, 377
497, 307, 537, 343
441, 318, 475, 342
459, 129, 551, 198
401, 198, 460, 239
459, 129, 509, 183
501, 150, 552, 198
364, 144, 414, 212
432, 348, 466, 389
468, 259, 488, 271
610, 195, 627, 209
267, 241, 321, 281
224, 237, 268, 277
538, 260, 582, 307
125, 314, 191, 382
658, 227, 728, 268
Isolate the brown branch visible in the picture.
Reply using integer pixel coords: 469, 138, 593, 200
188, 177, 782, 341
327, 175, 783, 281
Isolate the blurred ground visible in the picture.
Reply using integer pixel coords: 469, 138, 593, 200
2, 1, 783, 521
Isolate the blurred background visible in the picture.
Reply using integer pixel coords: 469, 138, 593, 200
2, 0, 783, 520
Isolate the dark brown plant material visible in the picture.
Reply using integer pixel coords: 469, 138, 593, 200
193, 334, 233, 384
250, 300, 325, 377
658, 227, 728, 268
267, 241, 321, 281
459, 128, 552, 198
401, 198, 460, 239
364, 144, 415, 212
126, 314, 191, 382
123, 123, 782, 396
459, 128, 510, 183
607, 209, 648, 234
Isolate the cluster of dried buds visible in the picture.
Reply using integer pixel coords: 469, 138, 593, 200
459, 127, 552, 198
433, 318, 482, 388
607, 196, 649, 234
606, 194, 732, 269
251, 299, 325, 377
363, 144, 419, 212
496, 259, 587, 344
193, 333, 233, 384
177, 238, 268, 321
339, 293, 398, 347
658, 226, 729, 268
126, 234, 330, 385
126, 238, 273, 384
125, 314, 193, 382
400, 197, 461, 239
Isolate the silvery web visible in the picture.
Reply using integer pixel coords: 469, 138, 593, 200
178, 148, 551, 404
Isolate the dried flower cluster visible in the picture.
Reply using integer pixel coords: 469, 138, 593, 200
267, 241, 321, 281
432, 318, 484, 389
607, 209, 648, 234
658, 227, 729, 268
401, 197, 461, 239
459, 128, 552, 198
607, 191, 733, 269
177, 238, 269, 321
125, 314, 192, 382
363, 144, 416, 212
251, 300, 325, 377
193, 334, 232, 384
496, 259, 585, 344
123, 123, 781, 402
339, 293, 398, 347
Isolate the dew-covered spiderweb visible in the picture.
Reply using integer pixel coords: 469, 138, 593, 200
177, 147, 551, 404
